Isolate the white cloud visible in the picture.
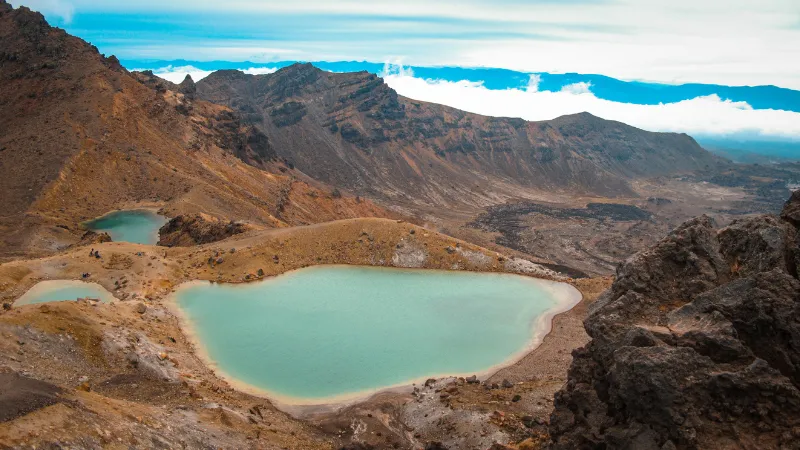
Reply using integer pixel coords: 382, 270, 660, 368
138, 65, 277, 84
31, 0, 800, 88
560, 82, 592, 95
106, 43, 302, 63
11, 0, 74, 22
143, 65, 213, 84
136, 62, 800, 140
242, 67, 279, 76
382, 69, 800, 140
526, 74, 542, 93
380, 61, 414, 77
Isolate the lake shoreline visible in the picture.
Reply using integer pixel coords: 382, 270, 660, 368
83, 208, 168, 245
166, 264, 583, 417
14, 279, 117, 306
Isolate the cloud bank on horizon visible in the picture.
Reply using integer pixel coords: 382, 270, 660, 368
144, 64, 800, 144
150, 66, 278, 84
12, 0, 800, 90
382, 68, 800, 142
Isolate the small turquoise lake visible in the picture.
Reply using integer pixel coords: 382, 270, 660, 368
85, 209, 167, 245
174, 265, 580, 404
16, 280, 116, 306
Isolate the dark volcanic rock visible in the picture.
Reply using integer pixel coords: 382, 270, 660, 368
270, 101, 306, 127
647, 197, 673, 206
0, 372, 62, 422
782, 190, 800, 227
179, 74, 196, 100
211, 110, 276, 165
75, 230, 112, 246
718, 214, 796, 278
158, 213, 252, 247
131, 69, 177, 92
424, 442, 448, 450
339, 444, 375, 450
583, 215, 729, 346
550, 193, 800, 450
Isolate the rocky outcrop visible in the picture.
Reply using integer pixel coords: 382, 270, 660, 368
178, 74, 196, 100
131, 70, 178, 92
209, 110, 276, 166
157, 214, 252, 247
782, 191, 800, 277
74, 230, 112, 247
549, 193, 800, 449
782, 190, 800, 227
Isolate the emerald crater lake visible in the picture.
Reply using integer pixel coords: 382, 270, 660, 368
85, 209, 167, 245
173, 265, 581, 405
15, 280, 116, 306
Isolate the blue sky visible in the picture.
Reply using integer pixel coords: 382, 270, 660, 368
10, 0, 800, 158
12, 0, 800, 89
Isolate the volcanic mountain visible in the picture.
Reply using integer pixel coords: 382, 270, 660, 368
0, 2, 387, 261
196, 64, 725, 209
0, 0, 735, 277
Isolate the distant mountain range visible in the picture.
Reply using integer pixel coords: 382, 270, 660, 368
696, 137, 800, 164
126, 60, 800, 163
125, 59, 800, 113
194, 64, 724, 208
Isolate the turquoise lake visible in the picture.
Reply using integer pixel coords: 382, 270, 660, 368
174, 265, 580, 403
16, 280, 116, 306
85, 209, 167, 245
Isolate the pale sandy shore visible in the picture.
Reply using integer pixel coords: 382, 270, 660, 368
165, 265, 583, 417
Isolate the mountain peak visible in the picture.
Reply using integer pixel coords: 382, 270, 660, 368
272, 61, 324, 81
205, 68, 250, 81
196, 60, 723, 204
261, 62, 324, 101
278, 62, 320, 74
179, 73, 196, 99
4, 0, 51, 35
573, 111, 598, 119
551, 111, 602, 123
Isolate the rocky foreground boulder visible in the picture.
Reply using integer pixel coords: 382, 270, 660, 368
550, 191, 800, 449
157, 213, 252, 247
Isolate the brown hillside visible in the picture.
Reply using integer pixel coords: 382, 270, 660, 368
0, 3, 389, 261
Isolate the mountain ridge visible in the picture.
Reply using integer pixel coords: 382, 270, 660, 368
196, 63, 726, 208
123, 58, 800, 112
